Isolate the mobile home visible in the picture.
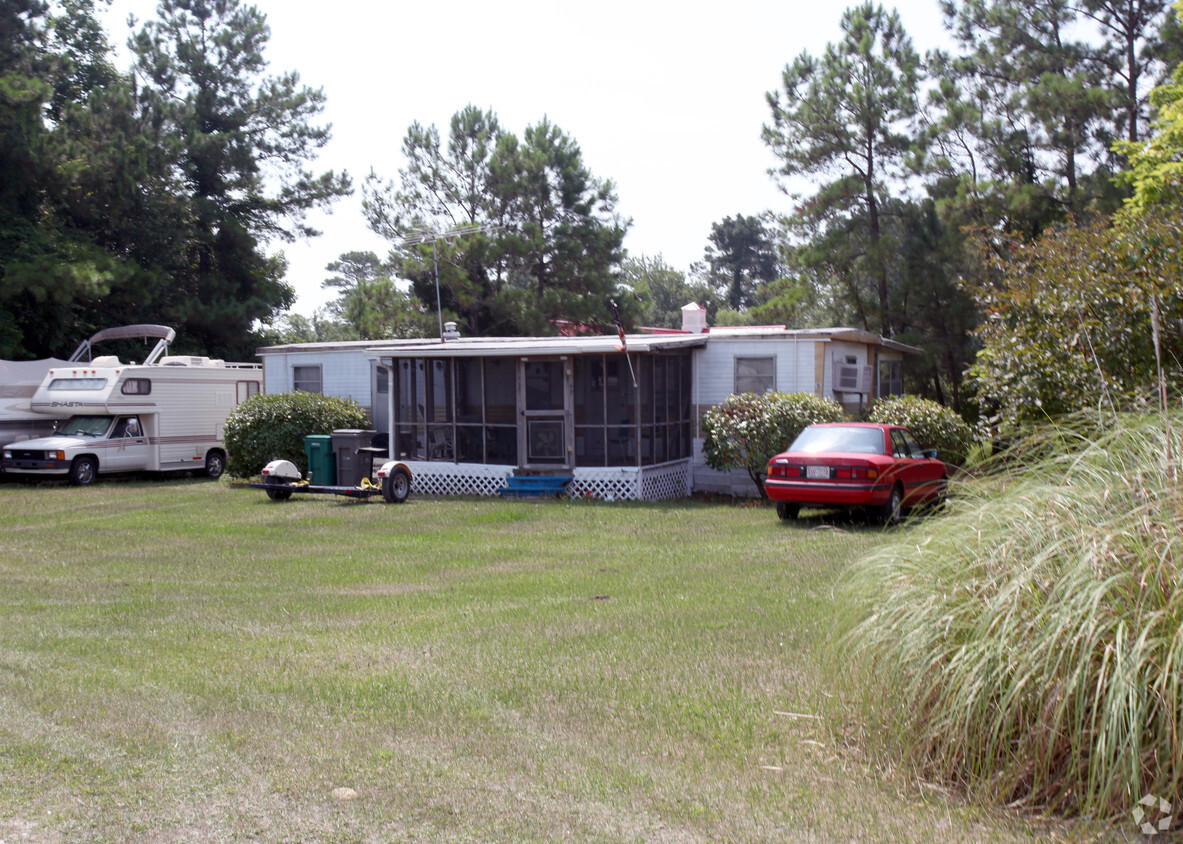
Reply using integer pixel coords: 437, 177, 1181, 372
255, 310, 920, 499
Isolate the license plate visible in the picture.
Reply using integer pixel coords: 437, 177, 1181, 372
805, 465, 830, 479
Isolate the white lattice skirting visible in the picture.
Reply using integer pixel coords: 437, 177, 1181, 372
401, 461, 515, 497
391, 459, 691, 501
571, 460, 691, 501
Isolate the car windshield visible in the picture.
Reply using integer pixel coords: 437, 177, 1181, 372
58, 415, 113, 437
789, 426, 885, 455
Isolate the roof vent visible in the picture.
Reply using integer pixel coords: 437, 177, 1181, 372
443, 321, 461, 341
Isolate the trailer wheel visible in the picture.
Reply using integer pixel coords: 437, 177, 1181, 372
203, 450, 226, 480
69, 455, 98, 486
265, 485, 293, 501
381, 467, 411, 503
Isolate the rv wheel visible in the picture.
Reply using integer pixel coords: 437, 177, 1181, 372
69, 456, 98, 486
203, 450, 225, 480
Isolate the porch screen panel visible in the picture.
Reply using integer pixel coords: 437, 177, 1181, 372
425, 358, 454, 460
605, 357, 636, 466
455, 358, 483, 462
574, 356, 606, 467
394, 358, 425, 459
484, 357, 516, 465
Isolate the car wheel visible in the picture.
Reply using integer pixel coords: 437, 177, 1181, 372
880, 485, 904, 526
203, 450, 225, 480
69, 456, 98, 486
776, 501, 799, 521
382, 467, 410, 503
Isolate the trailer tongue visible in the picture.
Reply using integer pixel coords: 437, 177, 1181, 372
249, 459, 413, 504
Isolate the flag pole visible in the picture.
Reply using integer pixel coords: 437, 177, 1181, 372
611, 300, 637, 388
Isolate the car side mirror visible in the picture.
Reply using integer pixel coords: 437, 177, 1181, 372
923, 449, 938, 459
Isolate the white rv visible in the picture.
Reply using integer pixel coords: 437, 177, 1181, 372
1, 352, 261, 485
1, 324, 177, 443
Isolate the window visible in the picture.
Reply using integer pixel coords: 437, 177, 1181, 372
237, 380, 260, 404
121, 378, 151, 395
735, 356, 775, 394
878, 359, 903, 398
48, 378, 107, 391
292, 365, 322, 393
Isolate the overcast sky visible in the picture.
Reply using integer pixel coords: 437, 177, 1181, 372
99, 0, 952, 314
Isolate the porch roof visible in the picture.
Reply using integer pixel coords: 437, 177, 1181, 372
363, 333, 707, 361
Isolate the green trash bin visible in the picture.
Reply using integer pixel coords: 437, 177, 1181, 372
304, 434, 336, 485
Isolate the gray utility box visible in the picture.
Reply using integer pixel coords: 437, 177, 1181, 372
331, 429, 377, 488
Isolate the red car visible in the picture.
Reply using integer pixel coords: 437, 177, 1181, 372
765, 423, 948, 524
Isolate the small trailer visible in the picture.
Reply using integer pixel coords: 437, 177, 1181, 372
249, 458, 413, 504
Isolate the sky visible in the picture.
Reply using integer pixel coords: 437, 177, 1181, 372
98, 0, 953, 315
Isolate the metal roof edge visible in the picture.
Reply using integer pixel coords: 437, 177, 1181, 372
363, 333, 708, 359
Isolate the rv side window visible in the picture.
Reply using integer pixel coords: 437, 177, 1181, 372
734, 357, 775, 395
121, 378, 151, 395
48, 378, 107, 391
293, 365, 323, 393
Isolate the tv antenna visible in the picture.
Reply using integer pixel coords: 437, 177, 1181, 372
401, 223, 497, 342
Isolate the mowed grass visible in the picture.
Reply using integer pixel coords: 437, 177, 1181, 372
0, 478, 1090, 842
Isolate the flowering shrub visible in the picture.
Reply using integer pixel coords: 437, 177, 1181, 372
223, 391, 369, 478
867, 394, 974, 465
702, 392, 845, 497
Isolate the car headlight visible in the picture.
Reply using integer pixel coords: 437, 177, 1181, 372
2, 450, 11, 459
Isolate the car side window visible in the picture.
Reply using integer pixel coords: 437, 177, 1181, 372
890, 430, 909, 458
903, 431, 924, 458
112, 417, 141, 439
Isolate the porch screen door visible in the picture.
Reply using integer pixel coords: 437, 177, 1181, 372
519, 357, 573, 469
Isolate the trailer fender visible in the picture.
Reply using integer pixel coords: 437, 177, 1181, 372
260, 459, 302, 483
376, 460, 413, 504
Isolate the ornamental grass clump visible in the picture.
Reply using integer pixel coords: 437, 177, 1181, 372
835, 412, 1183, 820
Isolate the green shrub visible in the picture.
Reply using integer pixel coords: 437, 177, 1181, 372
835, 413, 1183, 820
868, 394, 975, 465
702, 392, 845, 497
223, 391, 369, 478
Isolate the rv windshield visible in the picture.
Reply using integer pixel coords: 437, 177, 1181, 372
58, 416, 112, 437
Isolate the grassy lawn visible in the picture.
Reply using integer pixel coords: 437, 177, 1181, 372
0, 478, 1104, 842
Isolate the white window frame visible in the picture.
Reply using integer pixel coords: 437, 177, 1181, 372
292, 364, 323, 393
734, 356, 776, 394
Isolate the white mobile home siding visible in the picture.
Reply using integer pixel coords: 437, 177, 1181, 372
263, 347, 375, 420
690, 336, 822, 497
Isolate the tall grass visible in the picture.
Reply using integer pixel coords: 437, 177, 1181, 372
836, 413, 1183, 819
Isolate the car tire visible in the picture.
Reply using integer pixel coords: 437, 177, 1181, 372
69, 456, 98, 486
203, 450, 226, 480
381, 467, 411, 503
776, 501, 799, 521
880, 485, 904, 526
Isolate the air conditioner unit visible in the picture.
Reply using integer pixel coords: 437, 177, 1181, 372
833, 362, 872, 394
